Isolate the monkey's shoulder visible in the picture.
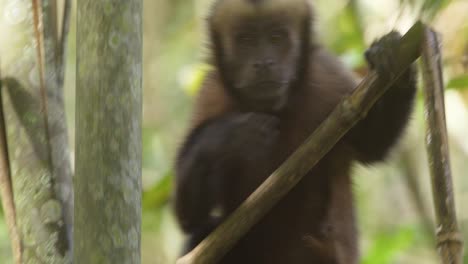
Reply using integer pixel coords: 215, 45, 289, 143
189, 71, 234, 129
307, 48, 359, 95
284, 48, 359, 122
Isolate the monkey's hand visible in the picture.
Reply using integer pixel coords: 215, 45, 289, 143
215, 112, 279, 163
348, 31, 417, 163
366, 31, 404, 80
174, 112, 278, 233
365, 30, 416, 92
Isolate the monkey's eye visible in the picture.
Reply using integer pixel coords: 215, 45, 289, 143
236, 33, 255, 46
270, 29, 287, 43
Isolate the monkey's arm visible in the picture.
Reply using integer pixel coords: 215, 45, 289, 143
175, 122, 223, 233
346, 32, 417, 163
174, 73, 235, 234
175, 113, 279, 233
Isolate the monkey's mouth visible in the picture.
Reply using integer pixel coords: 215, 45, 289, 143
240, 81, 288, 111
235, 80, 289, 112
251, 81, 287, 97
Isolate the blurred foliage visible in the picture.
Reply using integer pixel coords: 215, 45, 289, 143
327, 2, 366, 68
400, 0, 453, 19
448, 74, 468, 90
182, 63, 212, 97
362, 226, 414, 264
143, 171, 173, 211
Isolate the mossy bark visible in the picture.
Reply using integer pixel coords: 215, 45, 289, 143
0, 0, 71, 263
75, 1, 142, 263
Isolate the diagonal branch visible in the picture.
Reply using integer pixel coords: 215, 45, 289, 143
177, 21, 425, 264
58, 0, 72, 91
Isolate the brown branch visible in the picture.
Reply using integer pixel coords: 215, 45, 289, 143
421, 28, 464, 264
32, 0, 53, 154
0, 65, 22, 264
177, 21, 425, 264
58, 0, 72, 91
31, 0, 48, 113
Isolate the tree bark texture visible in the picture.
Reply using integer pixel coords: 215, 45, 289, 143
75, 1, 142, 263
0, 0, 71, 262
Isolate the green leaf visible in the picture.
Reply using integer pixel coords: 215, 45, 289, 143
183, 63, 212, 97
447, 75, 468, 90
329, 3, 366, 55
362, 227, 415, 264
143, 171, 173, 210
399, 0, 453, 19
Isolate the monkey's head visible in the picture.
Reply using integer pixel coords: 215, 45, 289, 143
209, 0, 312, 112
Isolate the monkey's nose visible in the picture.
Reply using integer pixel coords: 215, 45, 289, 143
253, 60, 274, 69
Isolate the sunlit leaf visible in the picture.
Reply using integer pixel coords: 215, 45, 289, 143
182, 63, 212, 97
447, 74, 468, 90
142, 210, 165, 232
399, 0, 453, 18
329, 3, 366, 56
143, 171, 173, 210
362, 227, 414, 264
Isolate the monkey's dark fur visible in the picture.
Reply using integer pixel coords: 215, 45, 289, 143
174, 0, 416, 263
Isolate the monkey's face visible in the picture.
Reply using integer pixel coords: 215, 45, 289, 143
217, 16, 303, 112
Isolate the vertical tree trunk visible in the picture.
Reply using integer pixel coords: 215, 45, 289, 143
75, 1, 142, 263
0, 0, 71, 262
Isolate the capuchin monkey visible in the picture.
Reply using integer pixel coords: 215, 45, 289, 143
174, 0, 416, 263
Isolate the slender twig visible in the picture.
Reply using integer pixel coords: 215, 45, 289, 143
421, 28, 464, 264
31, 0, 51, 135
0, 62, 22, 263
31, 0, 47, 107
57, 0, 72, 91
177, 21, 425, 264
400, 150, 434, 239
